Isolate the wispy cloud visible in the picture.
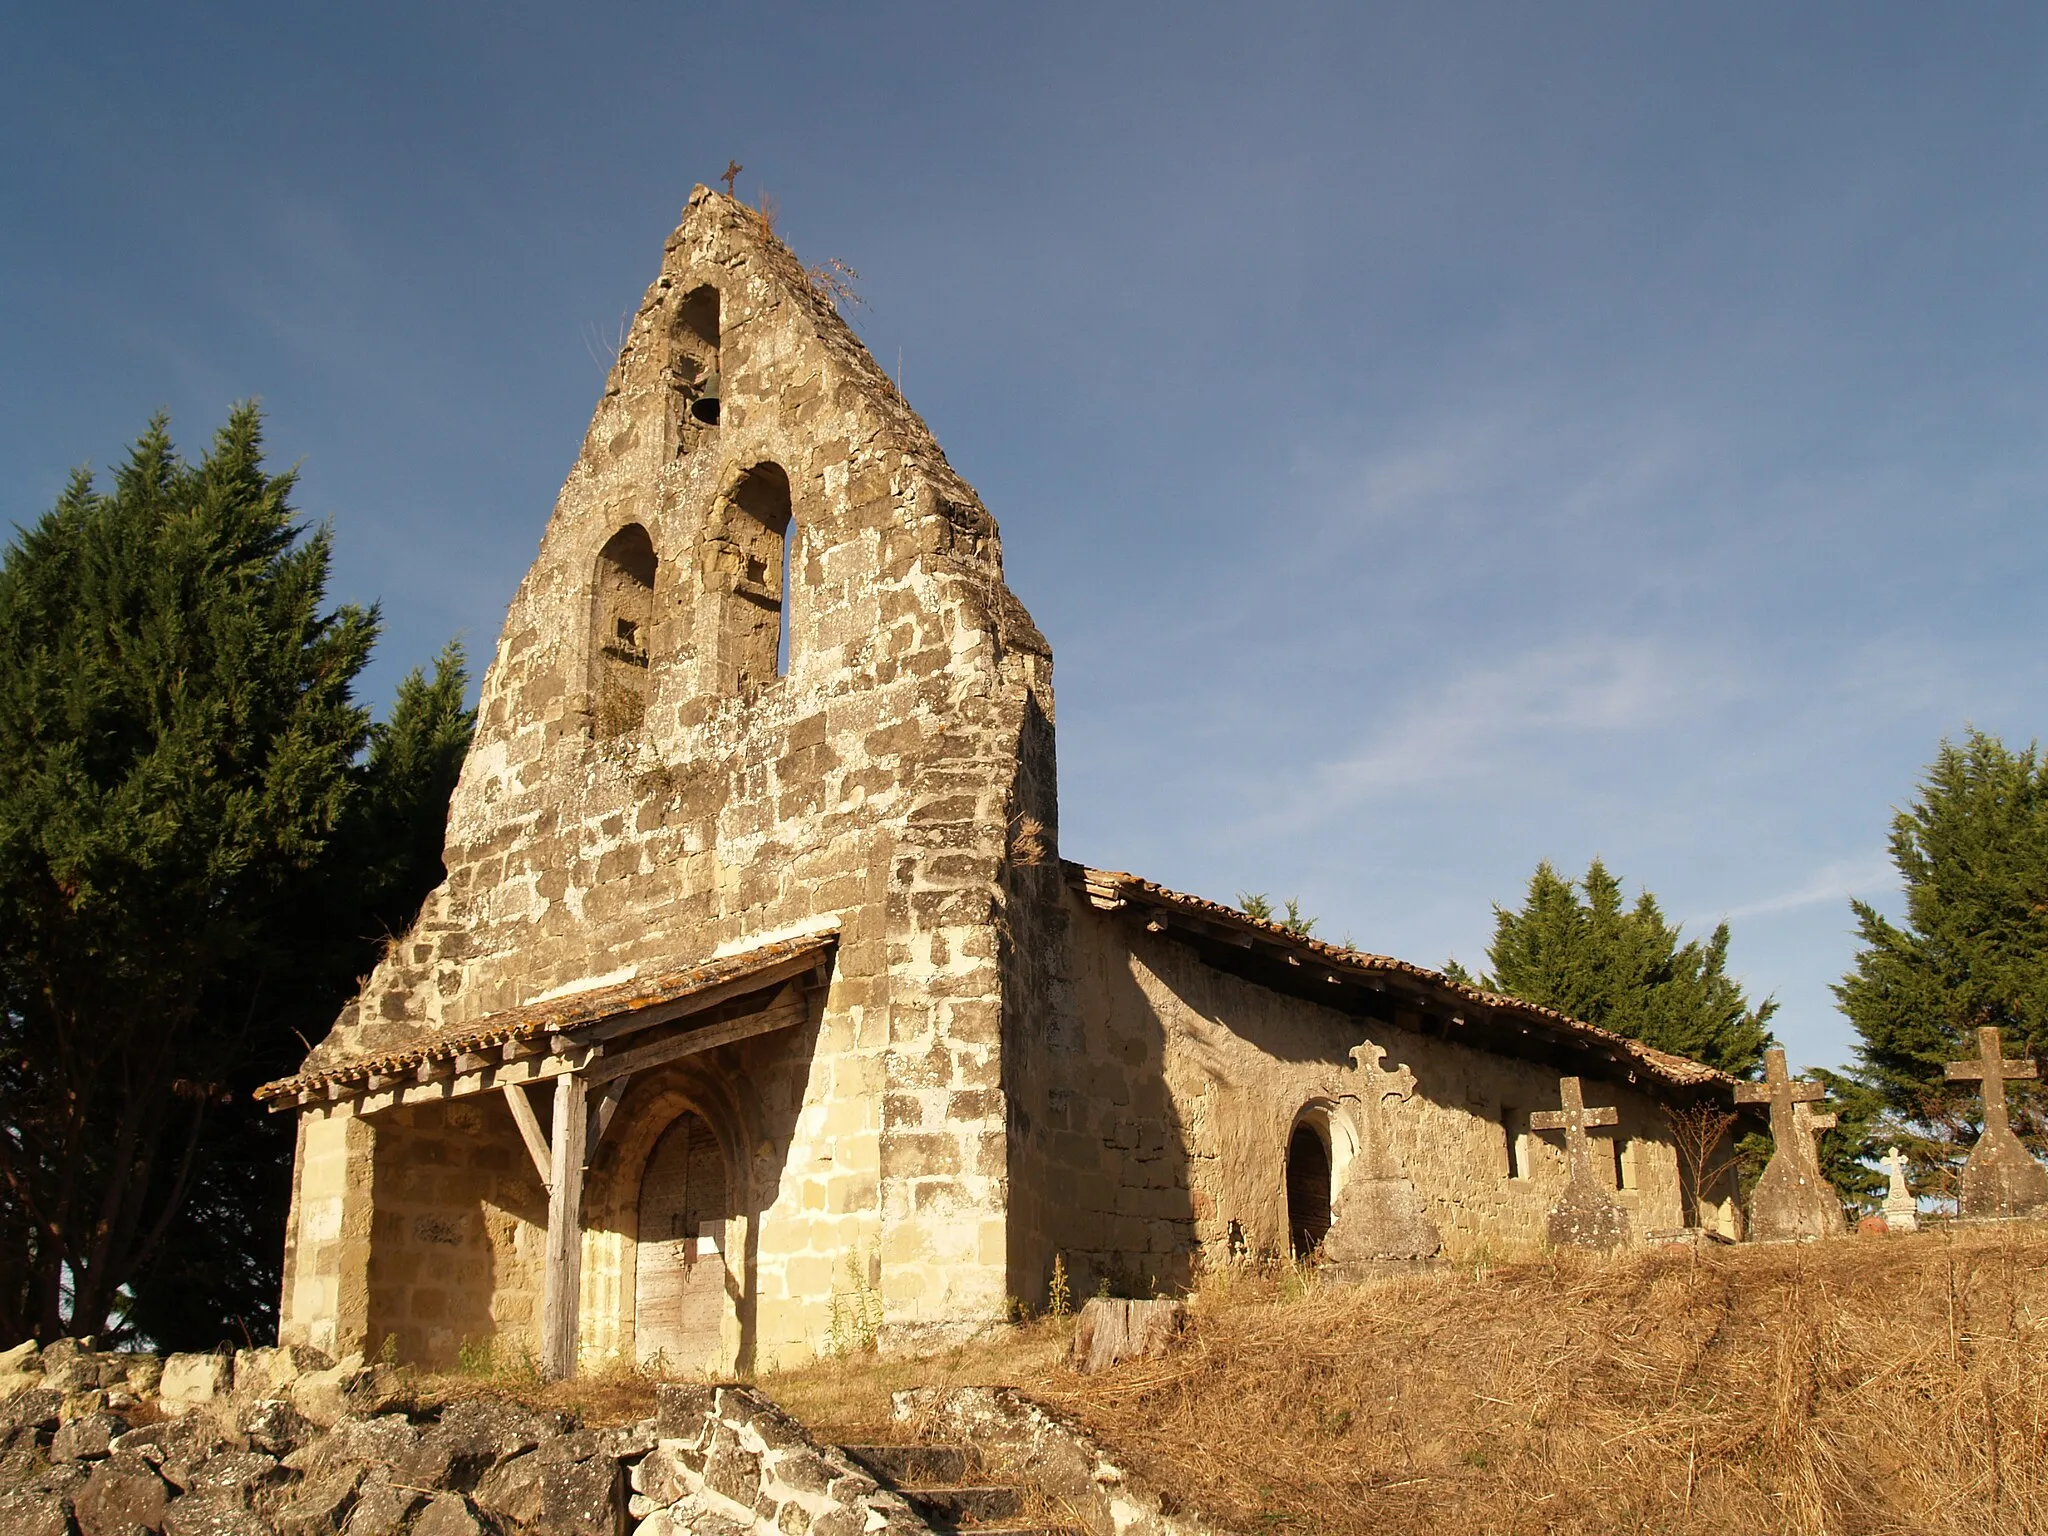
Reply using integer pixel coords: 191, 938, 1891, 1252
1313, 635, 1718, 803
1692, 855, 1898, 927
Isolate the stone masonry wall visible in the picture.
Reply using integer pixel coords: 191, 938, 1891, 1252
1012, 897, 1697, 1294
283, 188, 1054, 1367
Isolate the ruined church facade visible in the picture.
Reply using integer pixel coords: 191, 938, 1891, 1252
260, 191, 1741, 1377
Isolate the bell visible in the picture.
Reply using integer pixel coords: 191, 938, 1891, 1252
689, 367, 721, 425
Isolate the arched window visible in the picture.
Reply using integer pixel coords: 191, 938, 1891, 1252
711, 463, 793, 694
1287, 1122, 1332, 1258
592, 524, 656, 737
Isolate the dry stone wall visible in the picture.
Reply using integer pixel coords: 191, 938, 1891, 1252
0, 1338, 934, 1536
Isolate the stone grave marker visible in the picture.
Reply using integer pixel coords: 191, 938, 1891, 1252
1944, 1025, 2048, 1219
1735, 1048, 1844, 1241
1881, 1145, 1918, 1234
1530, 1076, 1631, 1250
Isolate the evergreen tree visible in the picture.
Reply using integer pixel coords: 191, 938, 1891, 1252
0, 408, 472, 1346
1456, 859, 1776, 1078
1837, 731, 2048, 1173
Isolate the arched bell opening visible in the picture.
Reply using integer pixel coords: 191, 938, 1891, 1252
591, 524, 657, 738
707, 463, 794, 695
670, 284, 722, 443
1286, 1121, 1333, 1259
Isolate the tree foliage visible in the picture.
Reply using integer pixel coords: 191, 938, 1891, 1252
0, 408, 472, 1346
1237, 892, 1318, 938
1837, 730, 2048, 1176
1453, 859, 1776, 1078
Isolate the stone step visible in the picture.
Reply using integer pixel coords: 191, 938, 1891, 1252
841, 1443, 984, 1486
905, 1484, 1025, 1525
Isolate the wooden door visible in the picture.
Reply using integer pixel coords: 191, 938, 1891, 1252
635, 1111, 730, 1371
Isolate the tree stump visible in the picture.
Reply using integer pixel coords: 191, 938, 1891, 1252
1069, 1298, 1186, 1374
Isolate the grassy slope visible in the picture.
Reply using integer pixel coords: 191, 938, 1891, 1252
765, 1224, 2048, 1536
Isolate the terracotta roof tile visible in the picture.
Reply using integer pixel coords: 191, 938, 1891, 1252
1067, 864, 1730, 1091
256, 932, 836, 1103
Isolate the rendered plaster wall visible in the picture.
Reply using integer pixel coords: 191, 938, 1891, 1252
1015, 899, 1701, 1290
291, 189, 1052, 1356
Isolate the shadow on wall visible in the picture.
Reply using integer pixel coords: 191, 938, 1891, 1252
582, 1012, 817, 1376
366, 1096, 549, 1370
1013, 873, 1200, 1304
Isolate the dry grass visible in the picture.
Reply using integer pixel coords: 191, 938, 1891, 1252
765, 1225, 2048, 1536
403, 1358, 660, 1428
766, 1318, 1071, 1442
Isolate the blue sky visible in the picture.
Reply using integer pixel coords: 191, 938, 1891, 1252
7, 4, 2048, 1076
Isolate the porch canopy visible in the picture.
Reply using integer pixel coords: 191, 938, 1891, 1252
256, 932, 837, 1377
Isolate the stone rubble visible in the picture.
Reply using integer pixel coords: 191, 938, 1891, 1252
0, 1339, 949, 1536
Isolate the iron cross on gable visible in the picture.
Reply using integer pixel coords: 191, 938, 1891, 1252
1734, 1047, 1823, 1141
1945, 1025, 2038, 1140
1530, 1076, 1620, 1180
721, 159, 743, 198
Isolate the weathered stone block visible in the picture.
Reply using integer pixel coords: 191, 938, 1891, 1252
162, 1492, 272, 1536
272, 1465, 364, 1536
0, 1486, 71, 1536
654, 1383, 715, 1439
703, 1436, 762, 1508
51, 1409, 124, 1461
75, 1453, 170, 1536
410, 1492, 486, 1536
473, 1450, 544, 1529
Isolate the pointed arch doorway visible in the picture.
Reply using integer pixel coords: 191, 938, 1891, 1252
635, 1110, 734, 1371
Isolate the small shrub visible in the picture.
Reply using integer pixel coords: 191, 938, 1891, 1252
827, 1250, 884, 1358
1048, 1254, 1072, 1320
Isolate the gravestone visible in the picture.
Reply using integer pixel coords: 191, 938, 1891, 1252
1880, 1145, 1918, 1234
1735, 1049, 1843, 1241
1944, 1026, 2048, 1219
1531, 1076, 1630, 1250
1315, 1041, 1443, 1272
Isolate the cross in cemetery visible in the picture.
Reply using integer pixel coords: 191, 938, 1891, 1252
1734, 1047, 1824, 1152
1794, 1100, 1836, 1151
1881, 1144, 1918, 1231
1944, 1025, 2038, 1140
1530, 1075, 1619, 1182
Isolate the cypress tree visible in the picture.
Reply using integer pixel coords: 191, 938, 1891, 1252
0, 408, 472, 1345
1837, 731, 2048, 1167
1455, 858, 1776, 1078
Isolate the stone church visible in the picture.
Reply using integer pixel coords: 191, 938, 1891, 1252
258, 189, 1742, 1379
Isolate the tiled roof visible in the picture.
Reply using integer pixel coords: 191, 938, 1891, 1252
1067, 864, 1731, 1091
255, 932, 837, 1103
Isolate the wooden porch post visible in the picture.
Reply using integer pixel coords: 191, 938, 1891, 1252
540, 1074, 589, 1380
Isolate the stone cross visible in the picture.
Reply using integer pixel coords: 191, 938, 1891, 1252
1881, 1144, 1918, 1232
1734, 1048, 1824, 1153
1944, 1025, 2037, 1142
1530, 1076, 1620, 1183
1793, 1100, 1836, 1159
1736, 1049, 1843, 1240
1943, 1025, 2048, 1219
721, 159, 744, 198
1531, 1075, 1629, 1250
